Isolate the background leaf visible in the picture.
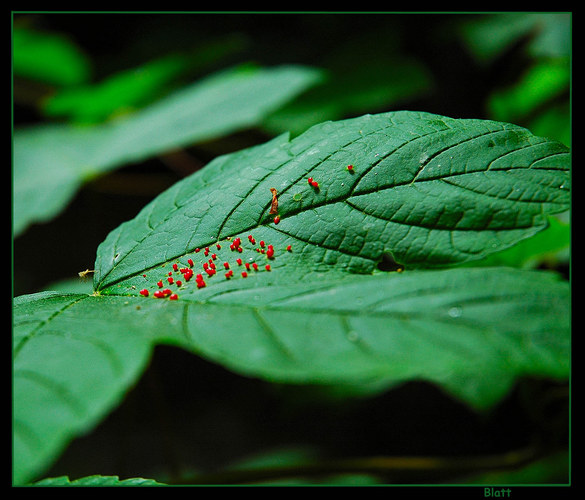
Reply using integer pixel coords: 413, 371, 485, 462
41, 35, 247, 124
459, 13, 570, 63
458, 214, 569, 269
13, 26, 91, 86
488, 58, 570, 126
263, 31, 434, 137
13, 64, 323, 235
34, 474, 165, 486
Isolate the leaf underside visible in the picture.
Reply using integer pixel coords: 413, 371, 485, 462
13, 267, 570, 484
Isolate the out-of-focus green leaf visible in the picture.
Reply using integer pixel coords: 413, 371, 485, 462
528, 13, 571, 58
42, 35, 247, 123
93, 111, 570, 291
13, 64, 323, 236
42, 55, 191, 123
459, 215, 570, 269
488, 58, 569, 124
264, 58, 433, 137
526, 101, 570, 148
13, 26, 91, 86
459, 13, 570, 63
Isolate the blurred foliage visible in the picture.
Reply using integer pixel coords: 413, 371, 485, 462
459, 13, 570, 146
13, 25, 92, 86
458, 13, 569, 62
41, 35, 248, 124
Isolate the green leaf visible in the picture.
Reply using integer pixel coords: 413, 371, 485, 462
459, 214, 570, 269
459, 13, 570, 63
13, 26, 92, 86
488, 58, 570, 124
93, 111, 570, 291
13, 292, 155, 485
13, 64, 323, 235
13, 267, 570, 484
42, 54, 192, 124
526, 101, 570, 148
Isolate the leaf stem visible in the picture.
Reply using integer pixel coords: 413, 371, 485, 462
171, 446, 541, 485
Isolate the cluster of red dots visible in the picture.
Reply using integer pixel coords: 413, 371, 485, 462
307, 177, 319, 189
139, 167, 355, 300
138, 234, 293, 300
307, 165, 353, 189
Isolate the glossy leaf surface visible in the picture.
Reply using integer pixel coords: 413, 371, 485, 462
94, 110, 570, 292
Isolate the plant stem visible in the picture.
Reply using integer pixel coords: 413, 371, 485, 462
172, 446, 541, 485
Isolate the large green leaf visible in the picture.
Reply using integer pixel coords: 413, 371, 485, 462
13, 111, 570, 485
13, 64, 322, 235
94, 110, 569, 291
13, 267, 570, 484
